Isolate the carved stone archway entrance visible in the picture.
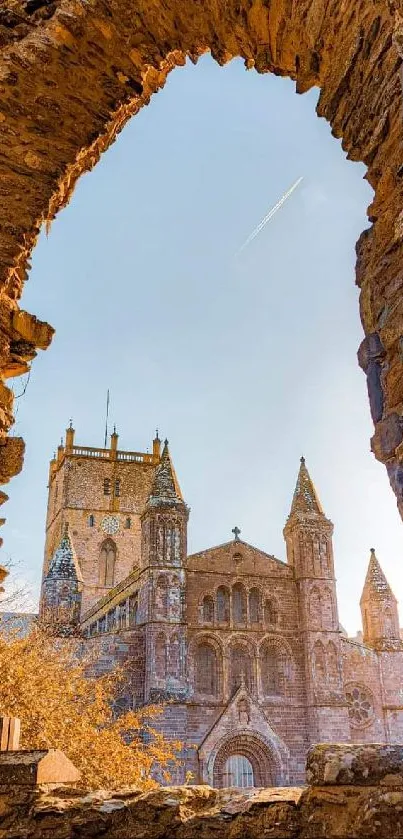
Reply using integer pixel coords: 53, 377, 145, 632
0, 1, 403, 534
213, 732, 280, 788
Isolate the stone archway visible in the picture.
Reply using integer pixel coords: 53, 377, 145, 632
0, 1, 403, 535
213, 732, 281, 787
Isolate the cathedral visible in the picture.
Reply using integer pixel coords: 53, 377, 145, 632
39, 424, 403, 788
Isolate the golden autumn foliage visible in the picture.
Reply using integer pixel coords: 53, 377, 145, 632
0, 625, 180, 789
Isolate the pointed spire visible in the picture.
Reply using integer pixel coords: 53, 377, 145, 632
147, 439, 184, 508
361, 548, 395, 602
47, 531, 83, 582
289, 456, 324, 517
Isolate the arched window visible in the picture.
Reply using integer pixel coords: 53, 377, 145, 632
202, 595, 214, 624
107, 608, 116, 631
230, 644, 252, 694
321, 588, 334, 630
264, 598, 278, 628
232, 583, 247, 626
88, 514, 95, 527
195, 643, 218, 696
327, 641, 339, 687
103, 478, 111, 495
223, 755, 254, 788
261, 641, 288, 696
249, 588, 261, 624
261, 644, 279, 695
309, 587, 322, 628
115, 478, 121, 497
155, 633, 166, 679
313, 641, 326, 681
169, 632, 181, 679
156, 575, 168, 618
217, 586, 230, 624
99, 539, 116, 587
124, 517, 131, 529
129, 593, 138, 626
118, 601, 126, 630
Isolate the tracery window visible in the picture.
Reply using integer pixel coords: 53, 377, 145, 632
217, 586, 230, 624
249, 588, 261, 624
99, 539, 116, 587
115, 479, 121, 497
202, 595, 214, 624
346, 685, 375, 728
195, 643, 218, 696
103, 478, 111, 495
230, 645, 252, 694
232, 583, 247, 626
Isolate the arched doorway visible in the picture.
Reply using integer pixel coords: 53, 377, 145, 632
222, 754, 254, 788
213, 733, 278, 788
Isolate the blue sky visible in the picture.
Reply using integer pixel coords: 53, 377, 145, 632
3, 55, 402, 632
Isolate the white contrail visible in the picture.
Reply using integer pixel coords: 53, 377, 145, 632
237, 176, 303, 255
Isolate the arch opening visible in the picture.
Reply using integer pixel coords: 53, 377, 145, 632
213, 733, 280, 787
0, 1, 402, 602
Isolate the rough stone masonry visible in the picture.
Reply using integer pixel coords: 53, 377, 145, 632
0, 0, 403, 535
2, 743, 403, 838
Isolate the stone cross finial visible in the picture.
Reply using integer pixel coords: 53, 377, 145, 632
232, 526, 241, 541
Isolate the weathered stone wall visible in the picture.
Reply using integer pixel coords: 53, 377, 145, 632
0, 1, 402, 534
3, 744, 403, 838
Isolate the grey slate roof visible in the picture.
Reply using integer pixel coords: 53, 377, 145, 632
361, 549, 395, 601
147, 440, 185, 509
47, 533, 82, 581
289, 456, 324, 516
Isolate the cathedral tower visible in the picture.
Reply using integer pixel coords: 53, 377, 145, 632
141, 440, 189, 701
360, 549, 403, 742
283, 457, 350, 742
360, 549, 400, 648
40, 424, 161, 616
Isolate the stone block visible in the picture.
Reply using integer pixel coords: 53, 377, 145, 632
0, 749, 80, 786
371, 413, 403, 462
306, 743, 403, 786
357, 332, 386, 372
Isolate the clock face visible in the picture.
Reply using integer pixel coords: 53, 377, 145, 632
101, 515, 119, 535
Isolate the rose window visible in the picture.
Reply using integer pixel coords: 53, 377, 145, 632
345, 685, 374, 728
